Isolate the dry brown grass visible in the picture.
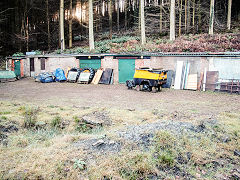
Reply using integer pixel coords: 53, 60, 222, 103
0, 96, 239, 179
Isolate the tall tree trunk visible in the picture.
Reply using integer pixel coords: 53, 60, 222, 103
108, 0, 112, 39
26, 17, 29, 52
117, 0, 120, 31
60, 0, 65, 51
187, 0, 190, 33
89, 0, 95, 51
140, 0, 146, 45
24, 0, 29, 52
46, 0, 51, 51
184, 0, 187, 33
125, 0, 128, 29
69, 0, 73, 48
138, 0, 141, 33
170, 0, 175, 40
192, 0, 195, 32
159, 0, 163, 34
227, 0, 232, 30
209, 0, 214, 35
15, 0, 21, 51
197, 0, 201, 32
80, 0, 83, 40
179, 0, 182, 36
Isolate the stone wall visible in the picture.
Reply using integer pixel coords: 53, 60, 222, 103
27, 57, 78, 76
21, 55, 240, 83
101, 56, 118, 84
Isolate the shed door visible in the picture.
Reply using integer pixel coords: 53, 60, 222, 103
14, 60, 21, 77
79, 59, 101, 70
30, 58, 35, 72
118, 59, 135, 83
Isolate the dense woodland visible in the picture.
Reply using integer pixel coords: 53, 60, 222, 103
0, 0, 240, 57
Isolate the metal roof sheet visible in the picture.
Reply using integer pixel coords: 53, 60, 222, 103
7, 52, 240, 59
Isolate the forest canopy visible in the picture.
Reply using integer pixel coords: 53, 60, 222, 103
0, 0, 239, 57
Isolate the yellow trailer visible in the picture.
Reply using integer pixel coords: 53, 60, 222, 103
126, 68, 168, 92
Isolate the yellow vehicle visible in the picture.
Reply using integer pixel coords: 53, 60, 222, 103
126, 68, 168, 92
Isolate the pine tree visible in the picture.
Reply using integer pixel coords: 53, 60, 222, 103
89, 0, 95, 51
170, 0, 176, 40
60, 0, 65, 51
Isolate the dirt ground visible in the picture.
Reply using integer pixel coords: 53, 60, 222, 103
0, 78, 240, 179
0, 78, 239, 114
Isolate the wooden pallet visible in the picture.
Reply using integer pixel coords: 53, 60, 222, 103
219, 80, 240, 94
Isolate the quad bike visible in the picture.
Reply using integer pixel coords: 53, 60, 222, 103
126, 68, 168, 92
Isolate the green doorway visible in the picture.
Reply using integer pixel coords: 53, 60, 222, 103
79, 59, 101, 70
118, 59, 135, 83
14, 60, 21, 77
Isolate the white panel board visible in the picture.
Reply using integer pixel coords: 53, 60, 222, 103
174, 61, 184, 89
78, 72, 90, 82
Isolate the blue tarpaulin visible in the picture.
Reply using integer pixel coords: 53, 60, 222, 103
35, 72, 55, 83
0, 71, 16, 79
40, 73, 54, 83
54, 68, 66, 82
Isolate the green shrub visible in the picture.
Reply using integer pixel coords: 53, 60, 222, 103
0, 111, 11, 115
95, 45, 110, 53
75, 47, 88, 54
75, 121, 92, 133
154, 131, 176, 150
153, 131, 176, 167
1, 116, 7, 120
22, 107, 39, 129
55, 49, 61, 54
12, 52, 24, 57
51, 116, 62, 128
118, 152, 154, 180
73, 159, 86, 170
34, 50, 42, 55
154, 151, 175, 166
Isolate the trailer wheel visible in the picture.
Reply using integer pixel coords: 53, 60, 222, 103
158, 85, 162, 92
141, 82, 151, 92
152, 87, 157, 93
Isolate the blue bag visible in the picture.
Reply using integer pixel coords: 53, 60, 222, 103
54, 68, 66, 82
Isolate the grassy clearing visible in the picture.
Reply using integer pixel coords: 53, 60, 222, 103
0, 100, 239, 179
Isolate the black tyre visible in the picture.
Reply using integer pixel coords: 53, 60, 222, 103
80, 67, 95, 83
152, 87, 157, 93
69, 67, 81, 82
142, 81, 151, 92
126, 80, 135, 89
158, 85, 162, 92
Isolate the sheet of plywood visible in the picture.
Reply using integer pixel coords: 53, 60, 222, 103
92, 69, 103, 84
174, 61, 184, 90
205, 71, 219, 91
186, 74, 198, 90
197, 72, 204, 90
